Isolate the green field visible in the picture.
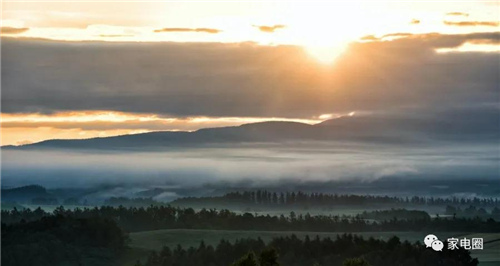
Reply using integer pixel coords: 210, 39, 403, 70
466, 233, 500, 266
126, 229, 499, 265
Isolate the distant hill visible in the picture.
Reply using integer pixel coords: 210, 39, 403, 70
2, 185, 53, 203
2, 113, 498, 151
3, 121, 317, 150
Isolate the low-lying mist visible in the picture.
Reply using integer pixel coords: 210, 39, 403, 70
2, 141, 498, 197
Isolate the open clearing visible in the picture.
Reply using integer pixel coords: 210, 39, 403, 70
466, 233, 500, 265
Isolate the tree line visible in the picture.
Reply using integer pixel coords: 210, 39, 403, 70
1, 214, 127, 266
138, 234, 478, 266
172, 191, 500, 208
3, 205, 500, 233
359, 209, 430, 221
445, 205, 500, 219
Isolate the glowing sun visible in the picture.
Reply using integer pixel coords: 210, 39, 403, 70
305, 44, 346, 64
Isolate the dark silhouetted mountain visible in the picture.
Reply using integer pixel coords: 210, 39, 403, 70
3, 110, 498, 151
2, 185, 53, 203
5, 121, 317, 150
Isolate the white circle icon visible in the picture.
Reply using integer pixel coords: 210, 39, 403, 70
431, 240, 444, 251
424, 234, 438, 248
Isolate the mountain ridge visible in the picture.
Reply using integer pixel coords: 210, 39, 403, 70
3, 115, 498, 150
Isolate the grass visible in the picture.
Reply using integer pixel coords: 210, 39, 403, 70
465, 233, 500, 265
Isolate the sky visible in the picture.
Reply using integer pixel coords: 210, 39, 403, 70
1, 1, 499, 145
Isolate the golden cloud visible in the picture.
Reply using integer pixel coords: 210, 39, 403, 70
1, 27, 29, 34
1, 111, 321, 145
446, 12, 469, 17
444, 21, 499, 27
253, 24, 285, 33
153, 27, 221, 34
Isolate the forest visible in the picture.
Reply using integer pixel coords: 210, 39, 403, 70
138, 234, 477, 266
172, 191, 500, 208
445, 205, 500, 219
3, 205, 500, 233
2, 212, 481, 266
1, 215, 127, 266
2, 194, 499, 265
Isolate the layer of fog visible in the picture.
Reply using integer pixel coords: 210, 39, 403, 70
2, 141, 498, 192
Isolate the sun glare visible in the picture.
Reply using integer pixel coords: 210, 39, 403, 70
285, 4, 355, 64
305, 44, 346, 64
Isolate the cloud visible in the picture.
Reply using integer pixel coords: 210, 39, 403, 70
253, 24, 285, 33
98, 34, 135, 38
362, 32, 499, 45
1, 112, 318, 131
421, 32, 500, 47
153, 27, 221, 34
1, 27, 29, 34
444, 20, 499, 27
382, 32, 413, 39
410, 19, 420, 24
446, 12, 469, 17
1, 111, 321, 145
1, 33, 498, 121
468, 38, 500, 45
15, 140, 33, 146
2, 34, 498, 188
360, 35, 379, 41
370, 32, 499, 47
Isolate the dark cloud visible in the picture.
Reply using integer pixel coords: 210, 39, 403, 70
1, 33, 498, 121
415, 32, 500, 48
362, 32, 499, 45
368, 32, 499, 47
446, 12, 469, 17
154, 27, 221, 34
1, 27, 29, 34
444, 20, 499, 27
468, 38, 500, 45
253, 24, 285, 33
410, 19, 420, 24
2, 34, 499, 187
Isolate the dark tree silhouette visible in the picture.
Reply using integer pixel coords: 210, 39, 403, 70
259, 248, 280, 266
232, 252, 258, 266
343, 258, 372, 266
